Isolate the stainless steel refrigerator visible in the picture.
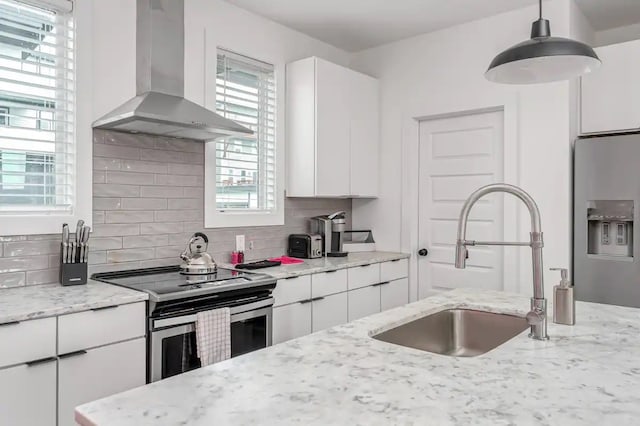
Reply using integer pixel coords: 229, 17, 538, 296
574, 134, 640, 307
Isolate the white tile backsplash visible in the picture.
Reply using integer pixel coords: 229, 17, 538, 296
0, 130, 352, 286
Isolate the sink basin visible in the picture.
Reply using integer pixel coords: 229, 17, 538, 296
372, 309, 528, 357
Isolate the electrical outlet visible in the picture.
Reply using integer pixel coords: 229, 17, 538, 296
249, 240, 254, 250
235, 235, 245, 252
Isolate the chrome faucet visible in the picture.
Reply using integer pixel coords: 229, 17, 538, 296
455, 183, 548, 340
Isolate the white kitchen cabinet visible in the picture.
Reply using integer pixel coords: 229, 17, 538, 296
312, 292, 348, 332
286, 56, 379, 198
349, 70, 380, 197
348, 284, 381, 322
347, 263, 381, 290
58, 302, 145, 354
311, 269, 348, 298
380, 278, 409, 311
273, 302, 312, 344
0, 359, 57, 426
581, 39, 640, 134
58, 338, 146, 426
0, 317, 56, 369
273, 275, 312, 307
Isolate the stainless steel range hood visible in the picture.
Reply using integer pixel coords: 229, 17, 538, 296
92, 0, 252, 141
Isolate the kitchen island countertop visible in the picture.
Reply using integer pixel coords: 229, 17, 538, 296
75, 288, 640, 425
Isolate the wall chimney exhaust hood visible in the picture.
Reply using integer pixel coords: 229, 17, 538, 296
93, 0, 253, 141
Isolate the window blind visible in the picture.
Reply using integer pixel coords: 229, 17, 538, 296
215, 49, 276, 212
0, 0, 74, 213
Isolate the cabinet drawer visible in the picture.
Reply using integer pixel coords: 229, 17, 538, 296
58, 302, 145, 355
347, 285, 381, 321
0, 357, 57, 426
347, 263, 381, 290
380, 259, 408, 282
0, 317, 56, 368
273, 275, 312, 307
312, 292, 348, 332
60, 338, 145, 426
273, 302, 312, 344
381, 278, 409, 311
312, 269, 347, 298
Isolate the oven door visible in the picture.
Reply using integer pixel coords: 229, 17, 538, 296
149, 298, 273, 382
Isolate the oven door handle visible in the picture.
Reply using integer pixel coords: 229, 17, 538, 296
152, 297, 274, 329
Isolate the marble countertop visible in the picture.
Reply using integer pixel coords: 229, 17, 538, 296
75, 288, 640, 425
0, 280, 148, 324
220, 251, 410, 279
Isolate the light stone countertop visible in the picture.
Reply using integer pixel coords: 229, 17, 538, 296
75, 288, 640, 426
0, 280, 148, 324
220, 251, 410, 279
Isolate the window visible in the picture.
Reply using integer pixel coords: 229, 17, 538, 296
0, 0, 74, 214
215, 49, 276, 212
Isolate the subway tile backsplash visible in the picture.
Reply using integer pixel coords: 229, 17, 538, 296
0, 130, 351, 288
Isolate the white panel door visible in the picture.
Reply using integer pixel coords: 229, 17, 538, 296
0, 360, 56, 426
418, 111, 505, 296
312, 292, 348, 332
273, 302, 312, 344
348, 285, 381, 321
58, 338, 146, 426
315, 58, 351, 196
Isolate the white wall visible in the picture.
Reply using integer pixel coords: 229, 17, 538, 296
349, 0, 576, 300
91, 0, 350, 120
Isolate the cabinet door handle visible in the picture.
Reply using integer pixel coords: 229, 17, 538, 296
299, 299, 313, 304
285, 276, 299, 280
391, 259, 401, 262
59, 350, 88, 359
324, 270, 338, 274
91, 305, 118, 312
360, 264, 371, 268
26, 356, 57, 367
372, 282, 389, 287
0, 321, 20, 327
310, 297, 325, 302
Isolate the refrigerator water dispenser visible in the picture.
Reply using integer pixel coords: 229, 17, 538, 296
586, 200, 633, 258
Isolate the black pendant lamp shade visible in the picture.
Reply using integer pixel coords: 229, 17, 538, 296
485, 1, 600, 84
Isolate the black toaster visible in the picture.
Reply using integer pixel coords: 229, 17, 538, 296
288, 234, 323, 259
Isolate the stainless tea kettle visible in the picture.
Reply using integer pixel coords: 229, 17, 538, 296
179, 232, 217, 275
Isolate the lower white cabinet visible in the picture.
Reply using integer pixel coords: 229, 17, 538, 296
348, 285, 382, 322
273, 302, 312, 344
272, 259, 409, 344
312, 292, 348, 332
58, 338, 146, 426
380, 278, 409, 311
0, 359, 57, 426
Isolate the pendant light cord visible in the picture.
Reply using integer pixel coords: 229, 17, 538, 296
539, 0, 542, 19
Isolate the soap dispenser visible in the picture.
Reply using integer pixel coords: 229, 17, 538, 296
551, 268, 575, 325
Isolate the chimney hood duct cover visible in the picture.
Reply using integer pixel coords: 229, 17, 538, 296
92, 0, 253, 141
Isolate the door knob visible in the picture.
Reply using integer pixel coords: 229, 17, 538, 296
418, 248, 428, 257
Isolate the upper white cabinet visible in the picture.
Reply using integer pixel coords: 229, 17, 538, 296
581, 39, 640, 135
286, 57, 380, 198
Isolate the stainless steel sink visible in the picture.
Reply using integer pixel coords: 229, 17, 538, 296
372, 309, 528, 357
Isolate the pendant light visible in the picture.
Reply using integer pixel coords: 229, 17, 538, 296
485, 0, 600, 84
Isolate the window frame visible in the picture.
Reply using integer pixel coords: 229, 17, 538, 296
0, 0, 92, 235
204, 46, 284, 228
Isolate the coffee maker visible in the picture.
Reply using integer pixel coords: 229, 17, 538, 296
310, 211, 348, 257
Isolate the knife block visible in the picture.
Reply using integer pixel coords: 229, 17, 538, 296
59, 243, 88, 286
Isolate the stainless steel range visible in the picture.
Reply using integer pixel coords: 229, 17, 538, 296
93, 265, 276, 382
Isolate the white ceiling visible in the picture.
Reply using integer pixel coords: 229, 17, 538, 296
223, 0, 537, 52
575, 0, 640, 31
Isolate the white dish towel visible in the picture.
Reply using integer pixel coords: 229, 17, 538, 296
195, 307, 231, 366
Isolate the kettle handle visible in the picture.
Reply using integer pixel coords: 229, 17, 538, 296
193, 232, 209, 244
